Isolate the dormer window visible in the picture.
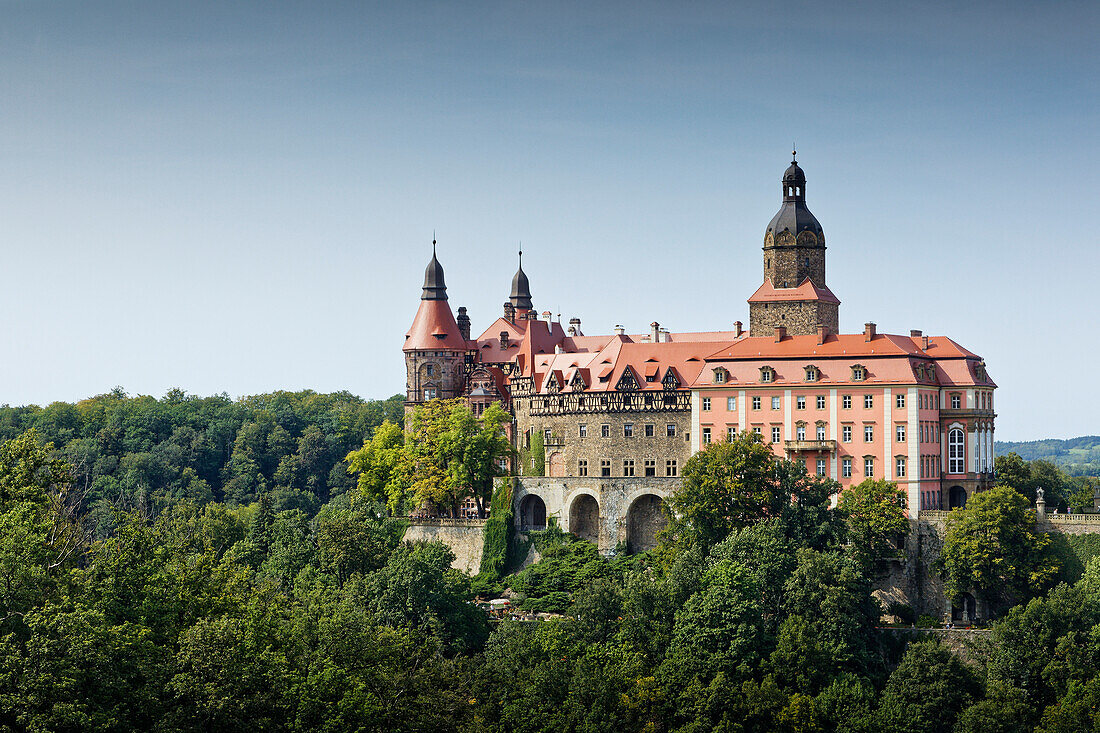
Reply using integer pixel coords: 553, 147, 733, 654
760, 366, 775, 383
851, 364, 866, 381
804, 365, 818, 382
713, 368, 728, 384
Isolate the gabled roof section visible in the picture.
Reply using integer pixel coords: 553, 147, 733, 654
747, 277, 840, 305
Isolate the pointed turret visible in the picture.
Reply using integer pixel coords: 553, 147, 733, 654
509, 249, 533, 311
404, 241, 467, 352
421, 239, 448, 300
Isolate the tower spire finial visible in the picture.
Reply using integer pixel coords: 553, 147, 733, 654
432, 230, 437, 256
518, 242, 522, 268
792, 144, 797, 163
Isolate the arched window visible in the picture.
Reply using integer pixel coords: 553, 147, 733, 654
948, 428, 965, 473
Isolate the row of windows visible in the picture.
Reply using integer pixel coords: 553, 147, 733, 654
577, 459, 677, 477
919, 421, 940, 443
576, 423, 677, 438
702, 393, 912, 412
703, 423, 921, 445
921, 455, 941, 478
750, 364, 877, 383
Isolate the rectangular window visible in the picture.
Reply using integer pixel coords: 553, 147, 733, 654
544, 429, 553, 443
864, 425, 874, 442
702, 397, 711, 411
842, 425, 852, 442
666, 423, 676, 437
951, 394, 961, 409
864, 395, 874, 409
644, 459, 656, 476
727, 396, 736, 411
600, 459, 611, 477
864, 457, 874, 477
896, 457, 906, 477
796, 425, 806, 440
666, 460, 678, 477
772, 426, 782, 443
578, 424, 587, 438
817, 425, 827, 441
752, 396, 762, 410
806, 368, 817, 381
645, 423, 654, 437
842, 395, 852, 409
842, 458, 852, 477
896, 424, 906, 442
702, 427, 711, 444
727, 426, 737, 440
816, 395, 826, 409
896, 394, 906, 409
601, 424, 610, 438
816, 458, 826, 476
624, 423, 634, 438
623, 459, 635, 477
753, 426, 763, 435
796, 396, 806, 410
853, 367, 865, 381
772, 396, 781, 410
762, 369, 773, 382
578, 460, 588, 477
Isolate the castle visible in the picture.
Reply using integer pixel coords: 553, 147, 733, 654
403, 154, 997, 554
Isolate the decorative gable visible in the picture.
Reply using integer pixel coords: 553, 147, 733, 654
662, 368, 681, 391
616, 366, 639, 392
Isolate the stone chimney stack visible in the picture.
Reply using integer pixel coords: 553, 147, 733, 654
650, 321, 660, 342
456, 307, 471, 340
733, 321, 743, 337
568, 317, 582, 336
817, 324, 828, 345
910, 329, 922, 338
499, 331, 510, 349
864, 322, 877, 341
660, 328, 671, 343
922, 335, 930, 350
614, 325, 625, 336
774, 326, 786, 342
503, 302, 515, 323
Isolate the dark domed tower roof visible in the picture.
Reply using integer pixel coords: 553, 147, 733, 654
421, 240, 448, 300
766, 150, 824, 243
509, 250, 533, 310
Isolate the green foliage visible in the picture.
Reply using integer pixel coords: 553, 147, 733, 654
838, 478, 909, 571
941, 485, 1061, 607
667, 430, 777, 551
995, 436, 1100, 478
524, 428, 545, 477
477, 478, 514, 581
877, 639, 981, 733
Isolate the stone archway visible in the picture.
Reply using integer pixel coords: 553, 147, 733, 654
626, 494, 667, 553
569, 493, 599, 544
519, 494, 546, 531
949, 486, 967, 509
548, 451, 565, 477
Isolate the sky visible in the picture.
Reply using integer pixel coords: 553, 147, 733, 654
0, 1, 1097, 441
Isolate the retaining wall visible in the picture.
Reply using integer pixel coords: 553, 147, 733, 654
402, 518, 487, 574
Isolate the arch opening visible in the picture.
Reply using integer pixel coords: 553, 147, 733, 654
626, 494, 667, 553
519, 495, 546, 531
949, 485, 967, 509
569, 494, 599, 544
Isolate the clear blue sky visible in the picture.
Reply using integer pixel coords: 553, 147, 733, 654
0, 1, 1096, 440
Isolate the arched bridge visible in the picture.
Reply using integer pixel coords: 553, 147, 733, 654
511, 477, 677, 553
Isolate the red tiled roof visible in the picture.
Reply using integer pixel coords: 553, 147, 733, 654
403, 299, 469, 351
747, 278, 840, 305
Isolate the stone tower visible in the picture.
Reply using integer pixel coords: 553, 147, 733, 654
748, 152, 840, 337
402, 241, 470, 414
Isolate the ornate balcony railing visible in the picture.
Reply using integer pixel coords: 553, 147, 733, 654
784, 439, 837, 452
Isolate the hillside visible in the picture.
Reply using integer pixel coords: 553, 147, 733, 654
995, 436, 1100, 476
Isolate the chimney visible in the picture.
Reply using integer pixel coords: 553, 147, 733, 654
733, 321, 743, 337
817, 324, 828, 345
650, 321, 660, 342
774, 326, 786, 342
910, 329, 922, 337
554, 345, 563, 354
503, 302, 515, 323
456, 306, 471, 340
542, 310, 552, 322
660, 328, 671, 343
922, 335, 929, 350
499, 331, 510, 349
614, 324, 625, 336
568, 317, 582, 336
864, 322, 877, 341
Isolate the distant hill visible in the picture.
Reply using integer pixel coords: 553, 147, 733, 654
996, 436, 1100, 477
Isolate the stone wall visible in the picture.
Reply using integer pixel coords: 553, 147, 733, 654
511, 475, 678, 553
748, 299, 838, 338
764, 239, 826, 289
403, 518, 487, 575
512, 404, 693, 479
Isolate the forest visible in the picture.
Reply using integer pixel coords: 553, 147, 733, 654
2, 391, 1100, 731
995, 436, 1100, 477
